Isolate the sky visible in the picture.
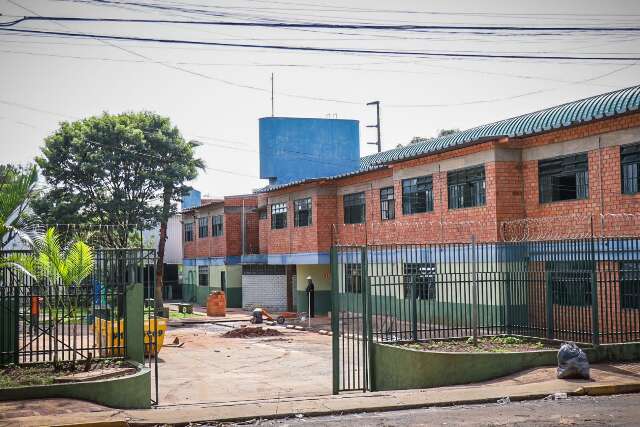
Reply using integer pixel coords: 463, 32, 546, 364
1, 0, 639, 198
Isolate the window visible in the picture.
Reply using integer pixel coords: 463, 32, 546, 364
380, 187, 395, 220
448, 166, 486, 209
271, 202, 287, 229
259, 208, 267, 220
198, 266, 209, 287
343, 192, 366, 224
548, 261, 593, 306
294, 198, 312, 227
621, 143, 640, 195
539, 153, 589, 203
184, 222, 194, 242
402, 176, 433, 215
198, 216, 208, 238
212, 215, 223, 237
344, 263, 362, 293
403, 263, 437, 300
620, 262, 640, 309
242, 264, 286, 275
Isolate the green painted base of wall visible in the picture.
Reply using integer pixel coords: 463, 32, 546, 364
226, 287, 242, 308
0, 362, 151, 409
0, 297, 17, 365
195, 286, 210, 306
297, 290, 331, 315
372, 341, 640, 392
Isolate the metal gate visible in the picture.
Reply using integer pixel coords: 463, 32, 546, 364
331, 246, 372, 393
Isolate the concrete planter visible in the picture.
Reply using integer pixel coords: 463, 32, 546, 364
372, 340, 640, 392
0, 361, 151, 409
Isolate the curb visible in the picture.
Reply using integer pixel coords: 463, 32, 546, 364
575, 383, 640, 396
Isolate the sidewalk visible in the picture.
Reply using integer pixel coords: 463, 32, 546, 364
3, 363, 640, 427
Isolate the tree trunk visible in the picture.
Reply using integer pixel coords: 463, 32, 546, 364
155, 188, 171, 312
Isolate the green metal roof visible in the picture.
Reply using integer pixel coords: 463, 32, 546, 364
361, 85, 640, 168
258, 85, 640, 193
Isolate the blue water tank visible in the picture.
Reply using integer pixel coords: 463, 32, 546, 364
181, 189, 201, 210
259, 117, 360, 185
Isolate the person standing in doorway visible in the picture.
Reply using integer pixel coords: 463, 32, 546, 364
305, 276, 315, 318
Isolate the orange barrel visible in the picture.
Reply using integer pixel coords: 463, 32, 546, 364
207, 291, 226, 317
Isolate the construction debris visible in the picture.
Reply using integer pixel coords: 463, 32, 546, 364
222, 326, 284, 339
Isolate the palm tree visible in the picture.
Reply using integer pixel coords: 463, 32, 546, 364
11, 228, 94, 364
0, 164, 38, 248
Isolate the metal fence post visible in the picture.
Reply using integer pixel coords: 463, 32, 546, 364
545, 270, 554, 340
590, 237, 600, 346
411, 274, 418, 342
471, 234, 479, 343
330, 246, 340, 395
504, 271, 511, 335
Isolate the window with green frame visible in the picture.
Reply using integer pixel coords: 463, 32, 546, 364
344, 263, 362, 293
539, 153, 589, 203
620, 261, 640, 309
184, 222, 194, 242
621, 142, 640, 195
548, 261, 593, 306
343, 192, 366, 224
294, 197, 312, 227
402, 176, 433, 215
380, 186, 395, 220
212, 215, 223, 237
448, 166, 486, 209
271, 202, 287, 229
198, 216, 208, 237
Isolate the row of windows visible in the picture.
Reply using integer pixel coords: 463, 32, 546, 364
184, 215, 224, 241
538, 142, 640, 203
270, 198, 313, 230
259, 142, 640, 230
347, 165, 487, 224
342, 261, 640, 309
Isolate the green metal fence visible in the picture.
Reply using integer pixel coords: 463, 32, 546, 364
331, 238, 640, 393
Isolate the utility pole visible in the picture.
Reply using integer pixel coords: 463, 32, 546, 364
271, 73, 275, 116
366, 101, 381, 153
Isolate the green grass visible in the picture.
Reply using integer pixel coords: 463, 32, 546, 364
0, 359, 127, 388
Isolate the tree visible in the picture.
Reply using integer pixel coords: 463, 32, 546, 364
437, 128, 460, 137
0, 164, 37, 249
34, 112, 203, 311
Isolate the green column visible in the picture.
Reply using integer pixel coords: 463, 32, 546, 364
330, 247, 340, 395
126, 282, 145, 364
545, 270, 554, 340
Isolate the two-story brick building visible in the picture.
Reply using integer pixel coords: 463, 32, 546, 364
182, 195, 258, 306
252, 85, 640, 314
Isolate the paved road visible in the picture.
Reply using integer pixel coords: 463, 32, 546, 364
218, 394, 640, 426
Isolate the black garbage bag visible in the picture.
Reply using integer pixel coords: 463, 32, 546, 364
557, 342, 590, 379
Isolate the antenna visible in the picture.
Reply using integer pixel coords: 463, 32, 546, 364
366, 101, 381, 153
271, 73, 275, 117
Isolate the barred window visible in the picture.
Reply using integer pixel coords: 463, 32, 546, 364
184, 222, 194, 242
539, 153, 589, 203
402, 176, 433, 215
198, 266, 209, 287
212, 215, 223, 237
344, 263, 362, 293
294, 198, 312, 227
403, 263, 437, 300
448, 166, 486, 209
621, 143, 640, 195
620, 262, 640, 309
198, 216, 208, 238
343, 192, 366, 224
271, 202, 287, 229
548, 261, 592, 307
380, 187, 395, 220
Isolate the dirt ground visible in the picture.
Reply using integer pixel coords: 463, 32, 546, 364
154, 322, 332, 405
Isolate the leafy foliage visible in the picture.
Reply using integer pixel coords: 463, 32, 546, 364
0, 164, 37, 248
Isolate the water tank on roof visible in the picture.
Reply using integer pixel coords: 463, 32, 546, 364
259, 117, 360, 185
181, 189, 201, 210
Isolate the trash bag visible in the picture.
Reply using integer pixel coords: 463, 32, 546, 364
557, 342, 590, 379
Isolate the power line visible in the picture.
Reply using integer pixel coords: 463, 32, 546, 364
4, 15, 640, 33
1, 28, 639, 61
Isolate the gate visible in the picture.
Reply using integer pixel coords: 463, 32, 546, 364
331, 246, 372, 393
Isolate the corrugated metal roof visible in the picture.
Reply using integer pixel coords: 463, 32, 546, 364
361, 85, 640, 168
257, 85, 640, 193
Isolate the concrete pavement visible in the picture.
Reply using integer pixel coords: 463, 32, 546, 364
3, 363, 640, 426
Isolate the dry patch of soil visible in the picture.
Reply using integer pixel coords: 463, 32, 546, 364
222, 326, 284, 339
401, 336, 558, 353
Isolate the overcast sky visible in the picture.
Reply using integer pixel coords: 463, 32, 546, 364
1, 0, 639, 197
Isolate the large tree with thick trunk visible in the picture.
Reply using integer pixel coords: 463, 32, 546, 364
34, 112, 202, 310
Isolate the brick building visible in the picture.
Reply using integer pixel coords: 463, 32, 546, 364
183, 85, 640, 317
182, 195, 258, 306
